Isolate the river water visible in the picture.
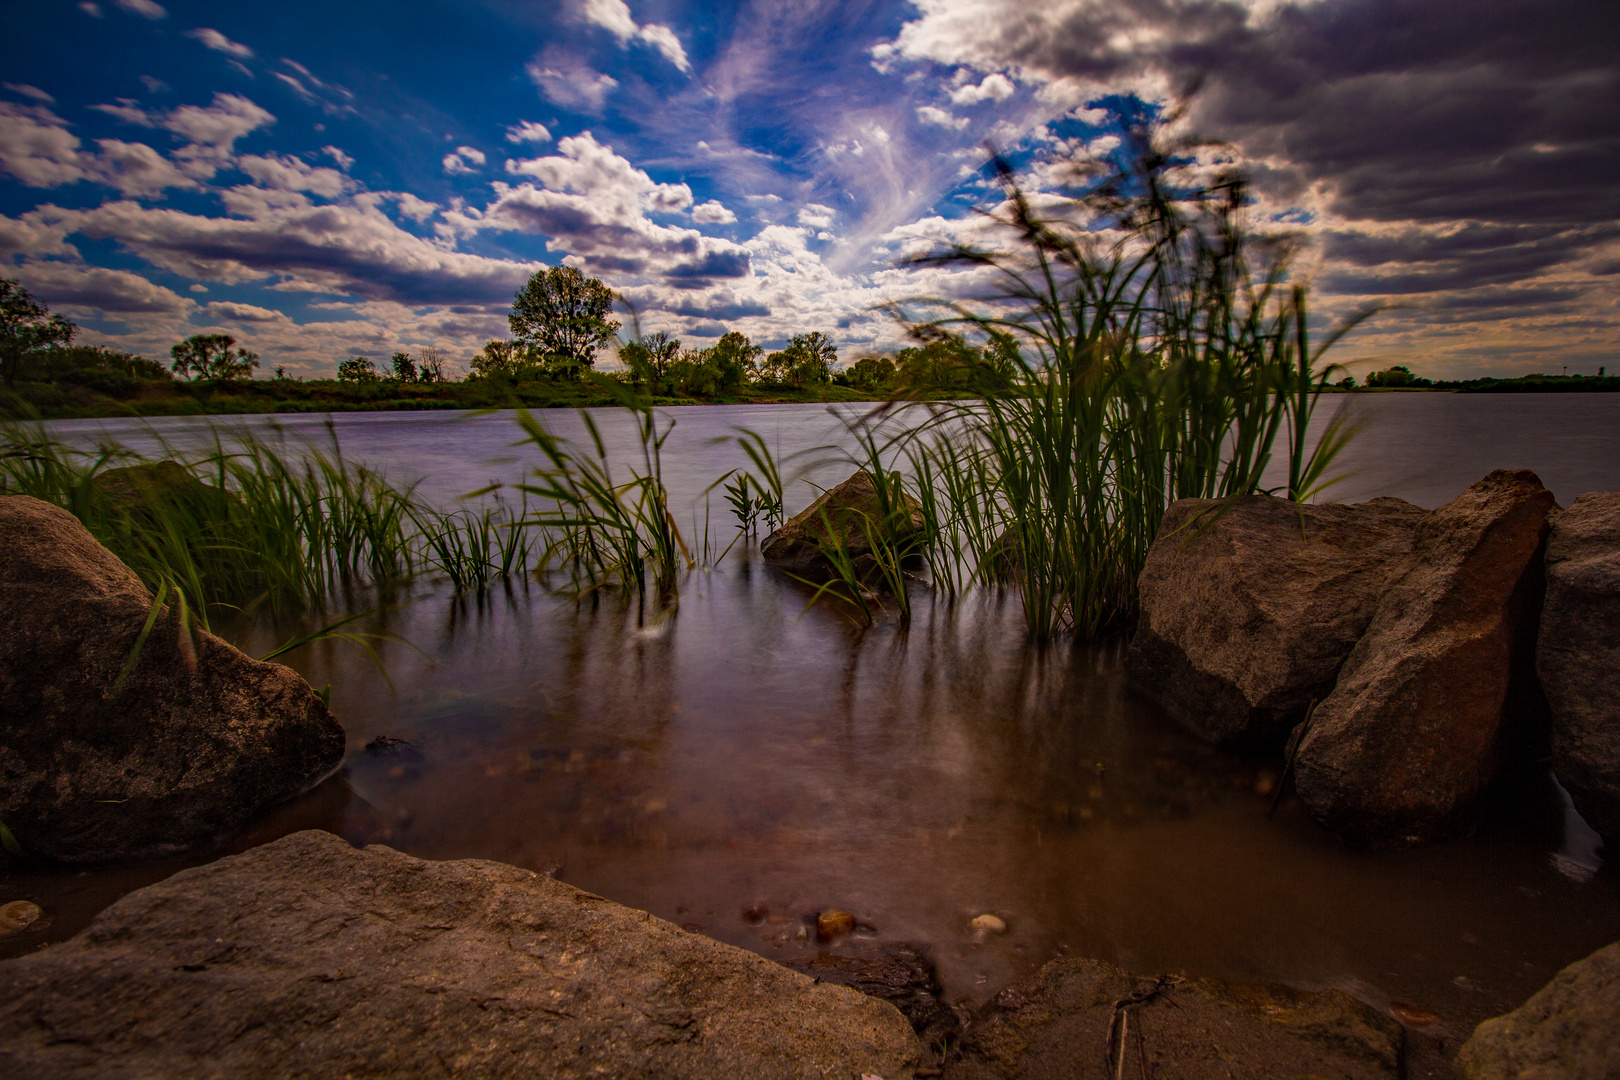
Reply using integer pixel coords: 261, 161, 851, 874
7, 393, 1620, 1062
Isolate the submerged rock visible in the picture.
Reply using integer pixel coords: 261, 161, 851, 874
0, 495, 344, 863
0, 830, 920, 1080
785, 943, 959, 1049
1128, 495, 1424, 746
1537, 491, 1620, 842
947, 957, 1402, 1079
92, 460, 236, 520
817, 909, 857, 941
1454, 939, 1620, 1080
762, 470, 926, 577
1294, 470, 1555, 841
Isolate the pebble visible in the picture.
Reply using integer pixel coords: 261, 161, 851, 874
816, 910, 855, 941
1389, 1002, 1440, 1027
970, 913, 1007, 935
0, 900, 41, 936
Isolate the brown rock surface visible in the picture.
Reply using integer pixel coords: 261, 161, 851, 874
0, 494, 344, 863
1294, 470, 1556, 841
1128, 494, 1425, 745
944, 957, 1402, 1080
1454, 939, 1620, 1080
1537, 491, 1620, 841
762, 470, 926, 576
0, 830, 922, 1080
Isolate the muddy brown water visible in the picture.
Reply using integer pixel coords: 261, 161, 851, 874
6, 396, 1620, 1067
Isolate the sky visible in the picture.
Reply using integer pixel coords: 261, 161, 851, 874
1, 0, 1615, 379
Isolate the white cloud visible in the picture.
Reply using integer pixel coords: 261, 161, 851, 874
237, 153, 348, 197
79, 2, 103, 16
92, 139, 195, 197
89, 99, 156, 127
185, 28, 254, 60
205, 300, 287, 323
455, 145, 486, 166
272, 59, 356, 115
796, 204, 836, 229
322, 144, 353, 170
114, 0, 166, 19
3, 84, 54, 104
916, 105, 969, 130
390, 192, 440, 222
527, 53, 620, 112
140, 75, 168, 94
442, 148, 481, 176
505, 121, 552, 144
692, 200, 737, 224
579, 0, 691, 72
0, 103, 92, 188
949, 73, 1015, 105
190, 283, 207, 292
18, 261, 193, 316
164, 93, 276, 178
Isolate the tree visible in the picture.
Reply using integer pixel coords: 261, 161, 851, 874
508, 265, 619, 380
336, 356, 379, 382
390, 351, 417, 382
170, 334, 258, 381
784, 331, 836, 388
1365, 364, 1431, 388
709, 331, 763, 388
1, 278, 76, 387
848, 355, 896, 391
417, 345, 449, 383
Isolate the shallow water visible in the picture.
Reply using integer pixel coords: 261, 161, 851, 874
6, 394, 1620, 1060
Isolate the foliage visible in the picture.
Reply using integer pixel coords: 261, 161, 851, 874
762, 332, 837, 388
337, 356, 381, 383
1, 279, 76, 387
509, 265, 620, 380
1365, 364, 1432, 388
171, 334, 259, 382
390, 352, 417, 382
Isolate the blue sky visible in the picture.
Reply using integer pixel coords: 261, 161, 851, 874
2, 0, 1615, 378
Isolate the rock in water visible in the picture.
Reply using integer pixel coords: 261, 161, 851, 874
1454, 939, 1620, 1080
1537, 491, 1620, 842
0, 831, 920, 1080
1294, 470, 1555, 841
0, 495, 344, 863
949, 957, 1402, 1079
1128, 495, 1425, 745
761, 470, 926, 577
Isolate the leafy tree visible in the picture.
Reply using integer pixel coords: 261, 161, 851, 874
336, 356, 380, 382
1365, 364, 1431, 388
170, 334, 258, 381
708, 331, 763, 388
508, 265, 620, 380
782, 331, 836, 388
848, 355, 896, 391
390, 351, 417, 382
1, 278, 76, 387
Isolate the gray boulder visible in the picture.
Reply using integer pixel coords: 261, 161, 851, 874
763, 470, 926, 577
0, 494, 344, 863
1128, 495, 1425, 745
1537, 491, 1620, 841
945, 957, 1402, 1079
1294, 470, 1556, 841
1454, 939, 1620, 1080
0, 830, 922, 1080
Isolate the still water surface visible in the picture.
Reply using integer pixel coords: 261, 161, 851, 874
8, 394, 1620, 1058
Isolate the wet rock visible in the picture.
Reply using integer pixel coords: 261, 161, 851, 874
817, 909, 857, 941
1294, 471, 1556, 841
947, 958, 1402, 1079
0, 830, 921, 1080
1537, 491, 1620, 842
0, 901, 41, 936
0, 495, 345, 863
363, 735, 425, 762
92, 461, 236, 520
1128, 495, 1424, 746
785, 943, 959, 1048
970, 914, 1007, 935
1454, 939, 1620, 1080
762, 471, 926, 577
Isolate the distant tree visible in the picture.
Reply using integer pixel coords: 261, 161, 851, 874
786, 331, 836, 388
848, 355, 896, 391
708, 331, 763, 388
274, 364, 290, 380
1337, 375, 1356, 388
470, 339, 519, 380
170, 333, 258, 381
390, 351, 417, 382
1365, 364, 1431, 388
1, 278, 76, 387
508, 265, 619, 380
416, 345, 449, 383
336, 356, 380, 382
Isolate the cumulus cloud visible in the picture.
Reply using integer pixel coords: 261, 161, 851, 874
526, 51, 620, 112
949, 72, 1015, 105
442, 148, 482, 176
164, 93, 275, 178
322, 144, 353, 170
204, 300, 287, 322
114, 0, 166, 19
90, 99, 156, 127
0, 103, 92, 188
916, 105, 969, 130
579, 0, 691, 72
505, 121, 552, 144
692, 200, 737, 224
18, 261, 193, 315
185, 27, 253, 59
796, 204, 836, 229
237, 153, 348, 196
92, 138, 196, 196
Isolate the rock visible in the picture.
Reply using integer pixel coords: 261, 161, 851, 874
762, 470, 927, 577
818, 909, 857, 941
785, 943, 959, 1048
970, 913, 1007, 935
946, 957, 1402, 1079
1454, 939, 1620, 1080
1537, 491, 1620, 841
92, 460, 235, 520
1294, 470, 1556, 841
1128, 495, 1425, 745
0, 495, 345, 863
0, 831, 921, 1080
0, 901, 41, 936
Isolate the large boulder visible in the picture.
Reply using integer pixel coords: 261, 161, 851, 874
1128, 495, 1425, 746
1537, 491, 1620, 841
1294, 470, 1556, 841
944, 957, 1402, 1079
762, 470, 927, 576
0, 830, 921, 1079
1454, 940, 1620, 1080
0, 494, 344, 863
